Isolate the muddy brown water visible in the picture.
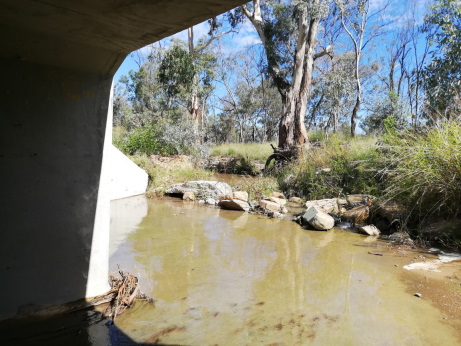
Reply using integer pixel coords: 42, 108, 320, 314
2, 195, 461, 345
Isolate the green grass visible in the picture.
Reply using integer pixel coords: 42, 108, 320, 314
210, 142, 276, 161
382, 121, 461, 222
130, 154, 213, 197
277, 134, 383, 200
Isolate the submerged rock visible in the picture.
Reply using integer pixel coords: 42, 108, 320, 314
302, 206, 335, 231
166, 181, 233, 200
219, 199, 250, 212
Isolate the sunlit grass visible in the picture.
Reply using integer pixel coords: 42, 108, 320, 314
129, 154, 213, 197
210, 142, 276, 161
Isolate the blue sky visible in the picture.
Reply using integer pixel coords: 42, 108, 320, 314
113, 0, 431, 86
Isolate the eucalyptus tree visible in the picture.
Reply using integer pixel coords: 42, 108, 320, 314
335, 0, 389, 136
234, 0, 332, 149
307, 51, 356, 132
215, 46, 281, 143
158, 19, 233, 142
422, 0, 461, 122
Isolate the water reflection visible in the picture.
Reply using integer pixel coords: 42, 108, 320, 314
110, 196, 461, 345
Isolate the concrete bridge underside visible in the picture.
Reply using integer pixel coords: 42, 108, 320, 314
0, 0, 244, 319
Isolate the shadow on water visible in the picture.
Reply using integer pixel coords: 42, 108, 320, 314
0, 306, 175, 346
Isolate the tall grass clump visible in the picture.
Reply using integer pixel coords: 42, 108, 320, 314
277, 134, 383, 200
381, 121, 461, 223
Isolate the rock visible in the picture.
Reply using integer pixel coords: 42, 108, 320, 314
268, 211, 283, 219
375, 201, 405, 223
182, 191, 195, 201
305, 198, 339, 214
259, 199, 280, 212
198, 200, 205, 205
358, 225, 381, 236
272, 192, 286, 199
166, 180, 233, 200
205, 198, 216, 205
218, 199, 250, 212
281, 207, 288, 214
414, 293, 422, 298
268, 196, 287, 206
346, 194, 373, 207
289, 197, 302, 203
337, 198, 348, 206
389, 232, 414, 245
342, 205, 370, 224
302, 206, 335, 231
232, 191, 249, 202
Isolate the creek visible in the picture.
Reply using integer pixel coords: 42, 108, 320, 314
108, 195, 461, 345
2, 194, 460, 345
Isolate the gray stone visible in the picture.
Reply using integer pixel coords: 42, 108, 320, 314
166, 180, 233, 200
219, 199, 250, 212
358, 225, 381, 236
205, 198, 216, 205
302, 206, 335, 230
305, 198, 339, 214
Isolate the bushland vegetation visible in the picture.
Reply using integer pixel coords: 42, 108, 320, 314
113, 0, 461, 247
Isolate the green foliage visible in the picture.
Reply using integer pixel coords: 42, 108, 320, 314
381, 121, 461, 222
118, 120, 209, 157
277, 135, 382, 199
121, 125, 175, 156
158, 45, 198, 97
422, 0, 461, 120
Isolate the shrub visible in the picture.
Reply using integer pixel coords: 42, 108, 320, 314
277, 135, 383, 199
122, 125, 175, 155
381, 121, 461, 222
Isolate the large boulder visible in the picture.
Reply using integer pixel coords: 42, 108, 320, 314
219, 199, 250, 212
233, 191, 249, 202
259, 199, 280, 212
302, 206, 335, 230
342, 205, 370, 224
166, 181, 232, 200
305, 198, 339, 214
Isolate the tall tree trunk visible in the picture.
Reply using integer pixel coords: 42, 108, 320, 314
351, 95, 360, 137
243, 0, 322, 151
